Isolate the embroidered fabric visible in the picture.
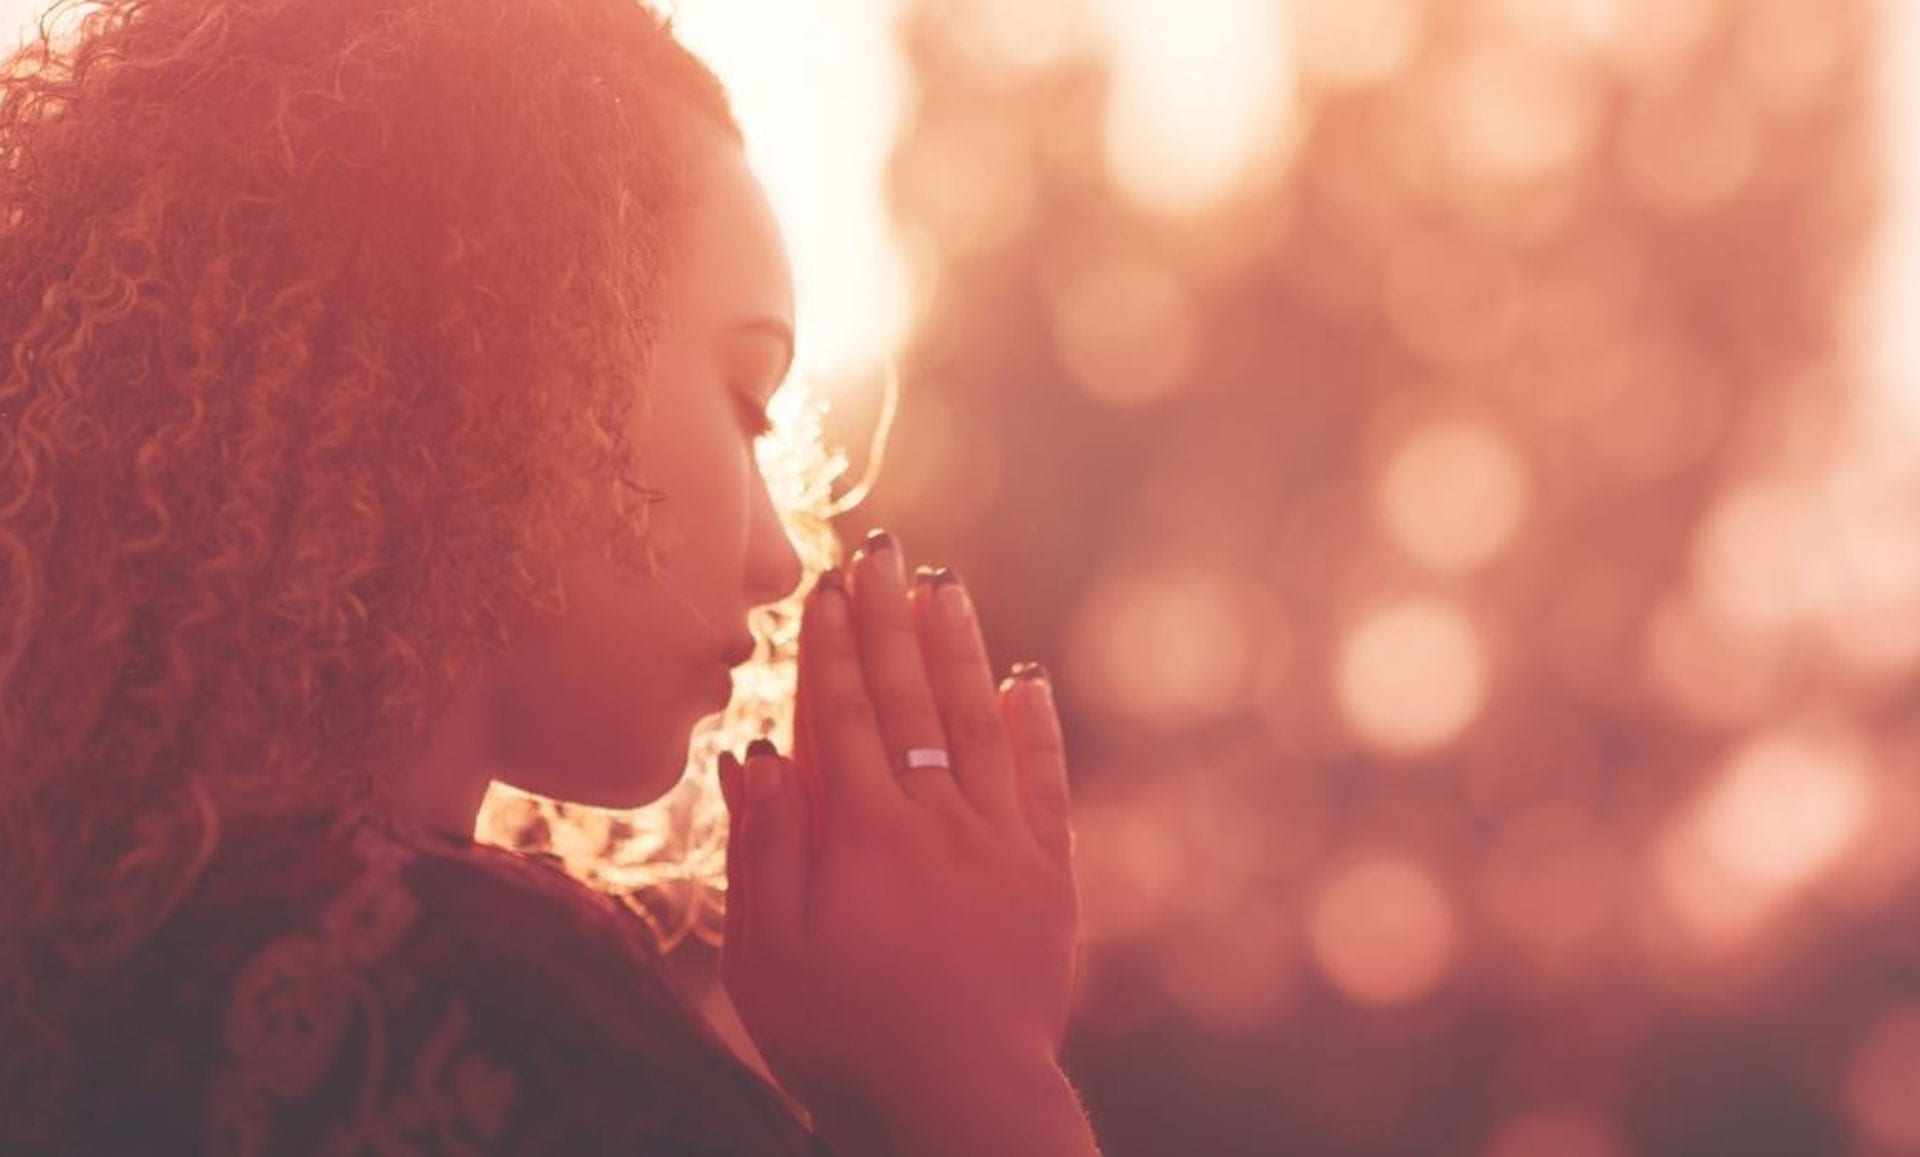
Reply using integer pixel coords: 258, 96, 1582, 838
54, 805, 833, 1156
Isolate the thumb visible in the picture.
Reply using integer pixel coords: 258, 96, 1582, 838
733, 743, 809, 953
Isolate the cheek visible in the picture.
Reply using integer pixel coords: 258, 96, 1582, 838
644, 445, 755, 585
491, 577, 706, 804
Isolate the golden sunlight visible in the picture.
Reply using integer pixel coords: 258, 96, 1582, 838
667, 0, 914, 387
1099, 0, 1299, 217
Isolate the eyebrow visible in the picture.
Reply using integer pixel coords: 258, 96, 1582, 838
727, 317, 796, 390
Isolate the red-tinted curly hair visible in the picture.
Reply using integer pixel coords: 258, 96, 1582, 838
0, 0, 739, 1139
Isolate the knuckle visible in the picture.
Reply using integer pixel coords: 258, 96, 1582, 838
869, 684, 932, 723
1021, 729, 1067, 760
944, 806, 1001, 857
818, 689, 876, 730
857, 817, 942, 868
877, 606, 922, 641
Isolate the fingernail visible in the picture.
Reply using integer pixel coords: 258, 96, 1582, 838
934, 568, 970, 623
858, 528, 906, 586
815, 568, 849, 625
1010, 661, 1049, 684
747, 737, 779, 761
913, 565, 940, 589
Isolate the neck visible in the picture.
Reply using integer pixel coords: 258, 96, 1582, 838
375, 672, 500, 839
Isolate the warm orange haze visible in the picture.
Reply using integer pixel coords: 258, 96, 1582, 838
8, 0, 1920, 1153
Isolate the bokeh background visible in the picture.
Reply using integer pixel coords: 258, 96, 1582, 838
675, 1, 1920, 1153
12, 0, 1920, 1153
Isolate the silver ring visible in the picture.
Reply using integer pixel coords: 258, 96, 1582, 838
902, 747, 952, 774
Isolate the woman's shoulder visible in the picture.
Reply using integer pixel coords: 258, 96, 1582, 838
173, 803, 668, 992
68, 804, 823, 1156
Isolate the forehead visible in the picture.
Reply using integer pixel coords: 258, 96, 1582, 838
667, 141, 795, 329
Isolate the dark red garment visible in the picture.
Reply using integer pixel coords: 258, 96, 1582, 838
59, 804, 833, 1156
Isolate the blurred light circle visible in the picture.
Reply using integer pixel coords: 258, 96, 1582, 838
1444, 43, 1601, 185
1101, 0, 1297, 217
1620, 81, 1759, 214
1491, 0, 1622, 52
1847, 1002, 1920, 1150
1642, 595, 1784, 727
1050, 255, 1200, 406
1308, 853, 1455, 1007
1738, 0, 1843, 114
1336, 598, 1488, 755
894, 117, 1035, 256
1375, 418, 1531, 574
1656, 724, 1879, 952
1290, 0, 1419, 90
1066, 566, 1286, 729
947, 0, 1096, 73
1484, 1108, 1630, 1157
1695, 727, 1876, 891
1596, 0, 1720, 87
1692, 481, 1824, 631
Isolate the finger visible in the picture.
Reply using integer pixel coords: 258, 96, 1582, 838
850, 530, 962, 808
911, 567, 1021, 826
790, 643, 825, 861
718, 747, 741, 815
999, 664, 1073, 865
730, 747, 809, 951
720, 750, 750, 940
799, 566, 902, 824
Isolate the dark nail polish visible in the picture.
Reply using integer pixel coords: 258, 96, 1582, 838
746, 737, 779, 760
931, 566, 960, 587
1011, 661, 1050, 682
861, 528, 897, 556
816, 567, 846, 593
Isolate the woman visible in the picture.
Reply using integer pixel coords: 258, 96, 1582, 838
0, 0, 1100, 1153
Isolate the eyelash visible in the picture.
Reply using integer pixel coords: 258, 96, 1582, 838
736, 395, 774, 440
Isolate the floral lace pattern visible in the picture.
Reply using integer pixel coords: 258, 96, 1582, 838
58, 806, 830, 1156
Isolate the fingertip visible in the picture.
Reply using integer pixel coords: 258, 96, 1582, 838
744, 747, 785, 804
1000, 667, 1056, 714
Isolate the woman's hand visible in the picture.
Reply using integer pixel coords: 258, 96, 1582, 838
716, 531, 1083, 1143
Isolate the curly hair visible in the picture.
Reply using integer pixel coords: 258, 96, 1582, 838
0, 0, 740, 1140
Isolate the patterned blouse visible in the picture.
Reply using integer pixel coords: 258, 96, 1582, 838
58, 804, 835, 1156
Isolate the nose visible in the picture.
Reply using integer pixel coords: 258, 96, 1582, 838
744, 472, 804, 609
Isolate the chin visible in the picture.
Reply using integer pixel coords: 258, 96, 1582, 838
504, 750, 690, 812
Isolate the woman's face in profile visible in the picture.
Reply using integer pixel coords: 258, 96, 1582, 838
490, 138, 804, 809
